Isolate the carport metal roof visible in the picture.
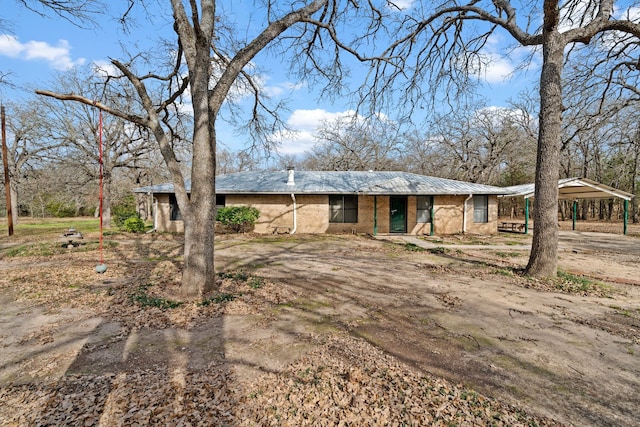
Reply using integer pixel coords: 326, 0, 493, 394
500, 177, 634, 235
501, 177, 634, 201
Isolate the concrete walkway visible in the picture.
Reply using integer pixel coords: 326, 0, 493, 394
377, 230, 640, 254
375, 234, 532, 251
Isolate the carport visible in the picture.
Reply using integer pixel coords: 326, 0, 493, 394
501, 177, 635, 235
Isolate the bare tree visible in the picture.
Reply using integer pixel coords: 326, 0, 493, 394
400, 130, 448, 177
38, 67, 157, 228
37, 0, 390, 299
2, 101, 65, 223
364, 1, 640, 278
216, 148, 260, 175
300, 115, 403, 171
426, 106, 533, 185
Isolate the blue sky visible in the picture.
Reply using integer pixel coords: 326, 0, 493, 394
0, 1, 542, 157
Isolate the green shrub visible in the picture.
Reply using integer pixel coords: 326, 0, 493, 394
216, 206, 260, 233
122, 216, 146, 233
112, 195, 139, 227
200, 293, 237, 306
129, 283, 183, 310
45, 201, 77, 218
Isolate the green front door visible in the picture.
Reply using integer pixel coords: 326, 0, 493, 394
390, 196, 407, 233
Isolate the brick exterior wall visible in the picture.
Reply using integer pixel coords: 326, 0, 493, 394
148, 193, 498, 235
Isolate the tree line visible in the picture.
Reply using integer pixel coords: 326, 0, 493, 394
3, 79, 639, 225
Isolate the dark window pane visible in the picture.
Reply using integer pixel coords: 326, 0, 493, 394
329, 195, 358, 223
473, 195, 488, 223
169, 194, 182, 221
417, 195, 433, 223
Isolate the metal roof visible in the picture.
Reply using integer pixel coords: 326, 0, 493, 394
133, 170, 511, 196
501, 177, 634, 201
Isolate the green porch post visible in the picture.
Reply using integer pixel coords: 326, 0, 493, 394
373, 196, 378, 235
430, 204, 435, 236
524, 198, 529, 234
624, 199, 629, 236
572, 200, 577, 231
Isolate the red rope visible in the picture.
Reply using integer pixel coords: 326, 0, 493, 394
98, 109, 104, 265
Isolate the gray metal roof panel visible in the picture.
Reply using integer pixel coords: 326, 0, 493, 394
134, 171, 511, 195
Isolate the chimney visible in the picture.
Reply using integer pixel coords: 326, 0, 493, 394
286, 166, 295, 186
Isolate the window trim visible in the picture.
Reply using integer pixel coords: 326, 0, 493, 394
416, 195, 434, 223
473, 195, 489, 223
329, 195, 358, 223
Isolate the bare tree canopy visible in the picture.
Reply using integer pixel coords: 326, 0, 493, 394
300, 114, 404, 171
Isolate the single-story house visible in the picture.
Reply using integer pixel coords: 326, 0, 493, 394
133, 170, 512, 235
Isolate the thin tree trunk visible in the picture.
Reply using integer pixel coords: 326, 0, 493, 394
632, 149, 639, 223
9, 180, 18, 225
526, 25, 563, 278
102, 172, 112, 228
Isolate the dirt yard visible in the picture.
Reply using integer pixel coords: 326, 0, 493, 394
0, 223, 639, 426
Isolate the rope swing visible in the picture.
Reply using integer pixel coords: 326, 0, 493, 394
95, 108, 107, 274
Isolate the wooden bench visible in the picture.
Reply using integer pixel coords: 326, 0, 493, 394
499, 222, 526, 233
271, 226, 291, 234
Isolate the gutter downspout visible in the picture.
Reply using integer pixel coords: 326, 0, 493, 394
624, 199, 629, 236
373, 196, 378, 235
524, 197, 529, 234
146, 192, 158, 234
463, 194, 472, 233
290, 193, 297, 234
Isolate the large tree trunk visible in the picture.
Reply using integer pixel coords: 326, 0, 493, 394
525, 23, 564, 278
174, 0, 217, 300
180, 121, 217, 299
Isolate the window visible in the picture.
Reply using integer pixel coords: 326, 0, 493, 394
216, 195, 226, 208
416, 196, 434, 223
473, 195, 489, 223
329, 195, 358, 223
169, 194, 182, 221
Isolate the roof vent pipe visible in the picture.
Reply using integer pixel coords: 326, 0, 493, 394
287, 166, 295, 186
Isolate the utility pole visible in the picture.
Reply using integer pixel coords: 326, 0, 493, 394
1, 105, 13, 236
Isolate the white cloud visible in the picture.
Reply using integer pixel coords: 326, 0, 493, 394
387, 0, 415, 11
276, 109, 356, 154
0, 35, 22, 57
0, 34, 84, 70
466, 51, 514, 84
91, 60, 120, 78
481, 53, 515, 83
264, 80, 307, 97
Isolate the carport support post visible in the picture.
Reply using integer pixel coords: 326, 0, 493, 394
430, 204, 435, 236
624, 199, 628, 235
572, 201, 577, 231
524, 198, 529, 234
